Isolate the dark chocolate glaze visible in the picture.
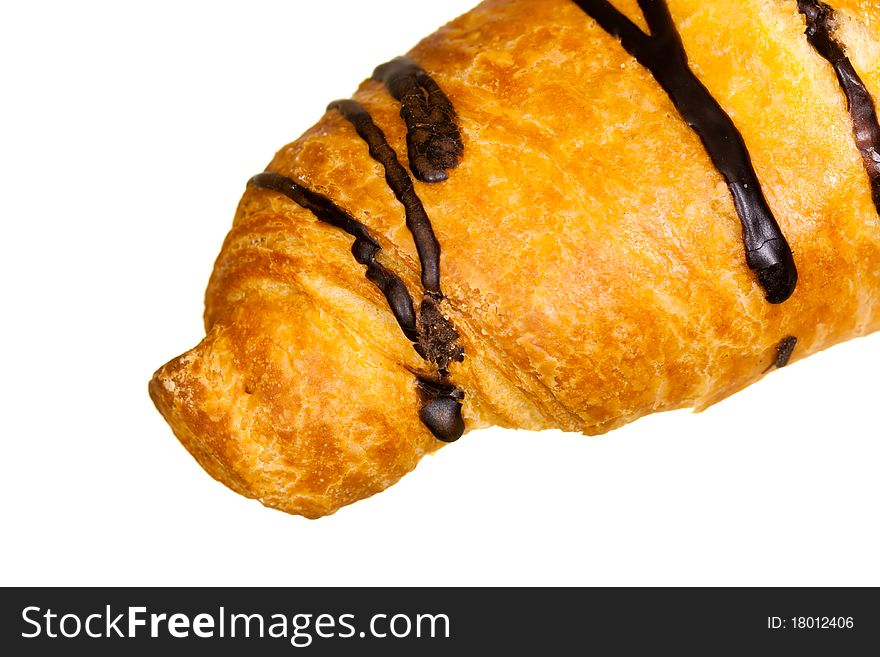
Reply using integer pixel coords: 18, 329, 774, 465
329, 98, 443, 295
572, 0, 798, 304
798, 0, 880, 213
250, 108, 466, 440
774, 336, 798, 368
249, 172, 419, 343
328, 97, 467, 434
417, 377, 465, 442
372, 57, 463, 183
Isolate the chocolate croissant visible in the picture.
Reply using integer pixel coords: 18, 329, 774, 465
149, 0, 880, 518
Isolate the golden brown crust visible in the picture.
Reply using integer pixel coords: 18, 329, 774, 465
151, 0, 880, 517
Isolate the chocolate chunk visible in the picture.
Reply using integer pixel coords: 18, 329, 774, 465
417, 295, 465, 370
419, 398, 465, 442
417, 376, 466, 442
372, 57, 463, 183
774, 336, 798, 369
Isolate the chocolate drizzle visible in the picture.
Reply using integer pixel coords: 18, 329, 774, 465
572, 0, 798, 304
327, 97, 465, 440
249, 172, 419, 342
372, 57, 463, 183
797, 0, 880, 213
329, 98, 443, 295
250, 171, 465, 441
250, 66, 466, 443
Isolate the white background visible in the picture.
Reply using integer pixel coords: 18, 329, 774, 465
2, 0, 878, 586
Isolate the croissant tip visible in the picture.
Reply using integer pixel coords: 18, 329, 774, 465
148, 364, 182, 428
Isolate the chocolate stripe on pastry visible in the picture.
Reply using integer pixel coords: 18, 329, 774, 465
248, 172, 419, 343
372, 57, 463, 183
328, 97, 465, 438
329, 98, 444, 296
248, 172, 465, 442
329, 98, 465, 371
572, 0, 798, 304
798, 0, 880, 212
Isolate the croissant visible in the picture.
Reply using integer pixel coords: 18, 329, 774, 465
149, 0, 880, 518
